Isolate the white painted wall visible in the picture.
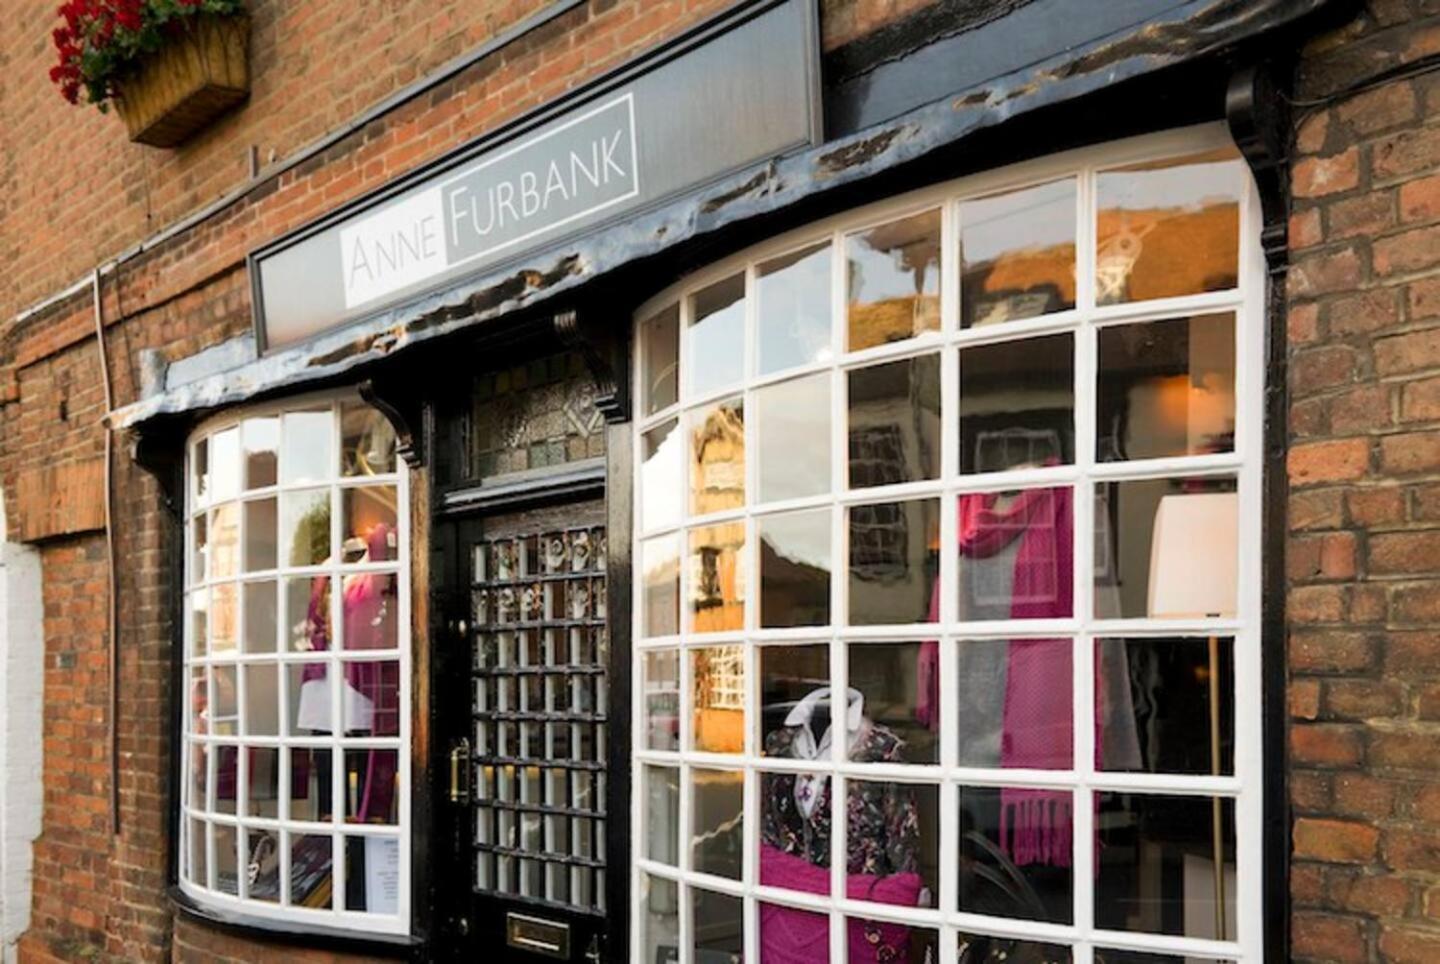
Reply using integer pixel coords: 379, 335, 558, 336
0, 496, 44, 964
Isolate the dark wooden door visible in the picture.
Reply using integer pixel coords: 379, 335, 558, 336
438, 497, 611, 962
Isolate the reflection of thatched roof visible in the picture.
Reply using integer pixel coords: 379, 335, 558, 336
759, 537, 829, 595
692, 403, 744, 459
1098, 204, 1238, 299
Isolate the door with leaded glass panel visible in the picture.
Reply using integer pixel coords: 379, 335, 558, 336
444, 498, 611, 962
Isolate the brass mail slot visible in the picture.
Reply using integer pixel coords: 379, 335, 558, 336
506, 912, 571, 959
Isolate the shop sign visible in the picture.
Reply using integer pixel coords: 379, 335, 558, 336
253, 0, 820, 352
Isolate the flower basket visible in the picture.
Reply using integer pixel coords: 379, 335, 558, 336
112, 12, 249, 147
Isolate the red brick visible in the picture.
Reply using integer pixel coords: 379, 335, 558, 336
1376, 222, 1440, 275
1393, 581, 1440, 623
1294, 345, 1359, 397
1290, 246, 1365, 297
1295, 817, 1381, 862
1338, 873, 1410, 916
1380, 432, 1440, 475
1386, 828, 1440, 871
1348, 486, 1406, 526
1375, 329, 1440, 376
1297, 108, 1332, 154
1293, 631, 1377, 673
1374, 124, 1440, 181
1330, 385, 1393, 433
1290, 437, 1371, 486
1401, 171, 1440, 222
1291, 531, 1359, 581
1294, 147, 1361, 198
1386, 924, 1440, 962
1292, 911, 1368, 963
1328, 287, 1400, 335
1325, 679, 1405, 719
1401, 374, 1440, 422
1332, 773, 1397, 819
1292, 723, 1365, 766
1337, 80, 1418, 134
1293, 678, 1323, 719
1328, 189, 1396, 238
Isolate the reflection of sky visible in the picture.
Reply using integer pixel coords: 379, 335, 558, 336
689, 296, 745, 398
762, 510, 831, 570
757, 374, 830, 504
642, 422, 683, 530
757, 245, 832, 374
849, 233, 938, 303
1098, 159, 1242, 213
960, 179, 1076, 263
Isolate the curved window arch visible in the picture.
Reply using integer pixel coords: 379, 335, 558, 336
631, 124, 1265, 963
179, 392, 411, 934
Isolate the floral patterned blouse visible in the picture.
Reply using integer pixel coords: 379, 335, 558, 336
761, 721, 920, 875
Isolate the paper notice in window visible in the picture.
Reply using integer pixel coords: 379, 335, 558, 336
365, 836, 401, 915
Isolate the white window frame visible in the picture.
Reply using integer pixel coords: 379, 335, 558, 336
178, 390, 412, 936
630, 122, 1266, 963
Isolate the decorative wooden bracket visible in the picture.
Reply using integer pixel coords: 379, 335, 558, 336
128, 419, 187, 517
1226, 62, 1293, 277
554, 308, 630, 423
359, 372, 427, 468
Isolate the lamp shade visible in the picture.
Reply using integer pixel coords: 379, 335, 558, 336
1147, 492, 1238, 619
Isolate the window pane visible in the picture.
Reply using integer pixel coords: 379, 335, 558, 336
755, 371, 831, 504
341, 574, 399, 651
848, 353, 941, 488
960, 179, 1077, 328
345, 749, 400, 825
1094, 477, 1237, 620
190, 590, 208, 659
341, 401, 397, 477
688, 274, 745, 399
210, 583, 238, 655
343, 486, 398, 560
243, 417, 279, 489
847, 210, 942, 351
214, 823, 239, 895
642, 649, 680, 751
281, 489, 332, 568
689, 523, 746, 633
690, 397, 745, 516
959, 785, 1072, 923
642, 304, 680, 415
287, 576, 332, 653
641, 419, 682, 531
288, 747, 329, 822
1097, 637, 1235, 775
959, 333, 1074, 473
641, 536, 680, 638
192, 513, 208, 585
1095, 792, 1236, 941
289, 662, 332, 736
957, 486, 1074, 621
956, 639, 1073, 769
760, 644, 829, 753
215, 745, 238, 816
692, 645, 745, 754
848, 499, 939, 626
209, 427, 241, 502
246, 829, 281, 902
290, 833, 334, 907
690, 768, 744, 879
849, 642, 935, 763
1095, 951, 1231, 964
639, 874, 679, 964
758, 242, 833, 375
644, 766, 679, 865
193, 438, 210, 509
210, 503, 240, 580
846, 920, 939, 963
958, 933, 1071, 963
246, 749, 280, 819
243, 498, 278, 572
759, 768, 831, 895
760, 903, 829, 961
759, 509, 831, 628
281, 409, 334, 485
692, 887, 743, 961
846, 780, 938, 904
188, 818, 208, 888
1097, 314, 1236, 462
342, 660, 401, 735
243, 664, 280, 737
1096, 150, 1243, 305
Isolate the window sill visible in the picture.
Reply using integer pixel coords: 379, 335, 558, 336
168, 887, 423, 958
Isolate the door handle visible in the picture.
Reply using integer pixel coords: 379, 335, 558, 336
584, 935, 603, 963
448, 738, 471, 804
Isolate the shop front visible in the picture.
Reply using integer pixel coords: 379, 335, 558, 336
92, 0, 1345, 961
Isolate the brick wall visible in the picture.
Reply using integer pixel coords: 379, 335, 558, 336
1287, 4, 1440, 962
0, 3, 946, 961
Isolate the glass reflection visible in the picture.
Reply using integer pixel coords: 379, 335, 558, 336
243, 417, 279, 489
287, 575, 331, 653
959, 334, 1074, 474
213, 823, 239, 894
760, 768, 831, 896
193, 438, 210, 509
641, 419, 682, 531
1095, 792, 1236, 941
692, 645, 745, 754
1094, 477, 1237, 620
758, 242, 833, 375
289, 833, 334, 907
243, 498, 278, 572
848, 498, 939, 626
957, 933, 1071, 963
640, 874, 679, 964
214, 744, 238, 815
341, 401, 397, 476
210, 583, 238, 655
956, 639, 1073, 769
690, 397, 745, 516
344, 749, 400, 825
192, 513, 208, 585
243, 663, 280, 737
289, 747, 329, 821
642, 304, 680, 415
689, 274, 745, 399
1095, 951, 1233, 964
641, 536, 680, 638
246, 749, 280, 819
759, 509, 831, 628
849, 642, 935, 763
759, 644, 829, 752
848, 354, 942, 487
342, 486, 398, 559
644, 765, 679, 865
643, 649, 680, 751
341, 660, 401, 737
188, 818, 208, 888
689, 524, 746, 633
756, 371, 831, 504
690, 768, 744, 879
692, 887, 743, 961
847, 780, 938, 906
847, 921, 939, 964
340, 574, 399, 651
281, 489, 331, 567
1097, 637, 1235, 775
210, 503, 239, 579
245, 829, 281, 902
959, 785, 1072, 923
760, 902, 830, 961
957, 486, 1073, 622
1096, 150, 1243, 305
847, 210, 942, 351
1097, 314, 1236, 462
960, 179, 1077, 329
209, 427, 241, 502
281, 409, 334, 485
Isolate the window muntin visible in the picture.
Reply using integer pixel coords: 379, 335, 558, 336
631, 127, 1259, 963
181, 395, 410, 934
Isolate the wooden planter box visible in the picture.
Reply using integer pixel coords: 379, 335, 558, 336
114, 14, 250, 148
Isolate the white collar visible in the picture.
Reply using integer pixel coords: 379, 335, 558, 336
785, 687, 864, 821
784, 686, 864, 749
